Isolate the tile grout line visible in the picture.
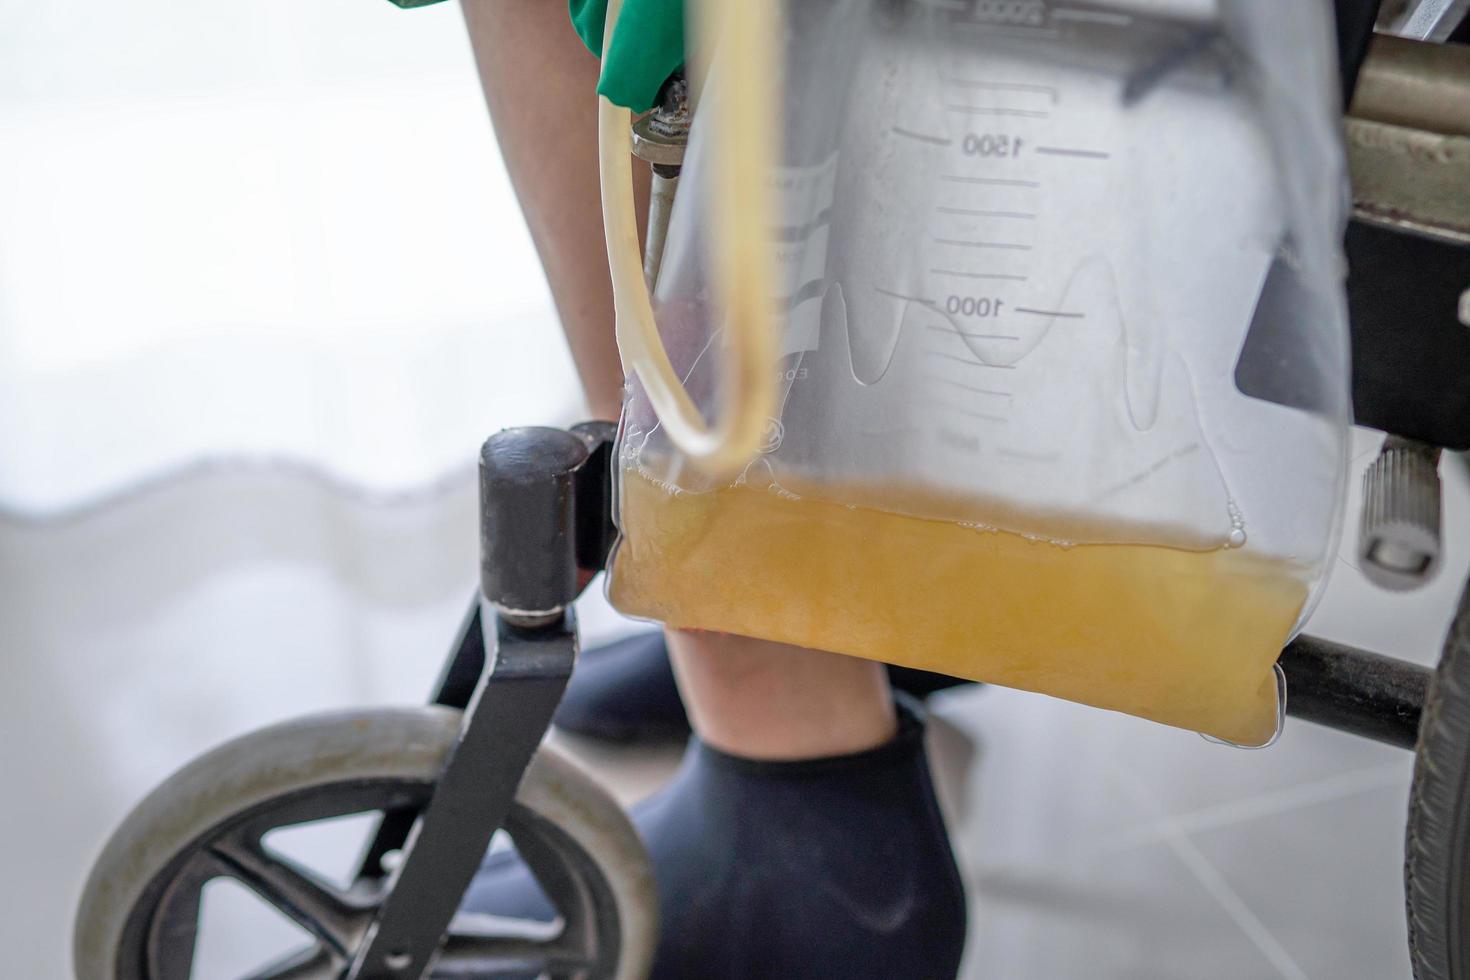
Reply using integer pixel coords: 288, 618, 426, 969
1110, 766, 1312, 980
1093, 762, 1407, 855
1162, 828, 1312, 980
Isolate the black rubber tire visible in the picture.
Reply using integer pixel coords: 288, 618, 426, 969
1406, 579, 1470, 980
74, 706, 657, 980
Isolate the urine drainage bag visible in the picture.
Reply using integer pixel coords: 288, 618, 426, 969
600, 0, 1352, 746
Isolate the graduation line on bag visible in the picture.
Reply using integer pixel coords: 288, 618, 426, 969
875, 286, 937, 306
925, 350, 1016, 369
1051, 7, 1134, 27
997, 446, 1061, 463
941, 174, 1041, 188
921, 375, 1013, 399
930, 268, 1029, 282
955, 22, 1061, 41
933, 237, 1032, 250
926, 323, 1020, 342
941, 77, 1058, 103
938, 207, 1036, 219
944, 105, 1051, 118
1034, 146, 1111, 159
1013, 306, 1085, 318
891, 127, 953, 147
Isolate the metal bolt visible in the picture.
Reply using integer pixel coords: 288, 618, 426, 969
384, 951, 413, 972
1458, 285, 1469, 327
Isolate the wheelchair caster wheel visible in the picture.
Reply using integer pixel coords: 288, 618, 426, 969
75, 706, 656, 980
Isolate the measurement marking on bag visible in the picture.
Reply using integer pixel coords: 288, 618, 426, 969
941, 175, 1041, 188
1033, 146, 1111, 159
945, 296, 1005, 317
1052, 7, 1133, 27
934, 238, 1032, 251
961, 133, 1028, 157
930, 269, 1029, 282
875, 286, 937, 306
927, 323, 1021, 342
926, 350, 1016, 369
1013, 307, 1084, 319
921, 375, 1013, 399
997, 446, 1060, 463
942, 77, 1058, 103
937, 427, 982, 453
891, 127, 953, 146
939, 207, 1035, 219
964, 1, 1046, 27
949, 107, 1049, 119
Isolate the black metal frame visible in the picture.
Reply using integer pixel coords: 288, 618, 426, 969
1281, 633, 1431, 749
1335, 0, 1470, 449
341, 425, 620, 979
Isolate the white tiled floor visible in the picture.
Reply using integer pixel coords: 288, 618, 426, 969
933, 687, 1418, 980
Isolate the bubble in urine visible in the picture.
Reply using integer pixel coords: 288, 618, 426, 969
1224, 497, 1247, 548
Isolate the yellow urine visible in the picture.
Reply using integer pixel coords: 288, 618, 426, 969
609, 470, 1308, 746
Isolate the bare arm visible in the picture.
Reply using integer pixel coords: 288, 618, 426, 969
461, 0, 649, 420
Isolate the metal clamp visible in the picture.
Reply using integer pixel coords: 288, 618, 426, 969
631, 74, 691, 172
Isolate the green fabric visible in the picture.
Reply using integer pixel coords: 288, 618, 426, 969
569, 0, 685, 113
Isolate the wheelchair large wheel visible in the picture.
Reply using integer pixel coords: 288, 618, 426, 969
74, 706, 657, 980
1407, 582, 1470, 980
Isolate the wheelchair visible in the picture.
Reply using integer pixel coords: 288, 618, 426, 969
72, 3, 1470, 977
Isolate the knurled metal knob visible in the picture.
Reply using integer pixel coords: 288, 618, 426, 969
1359, 436, 1442, 591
